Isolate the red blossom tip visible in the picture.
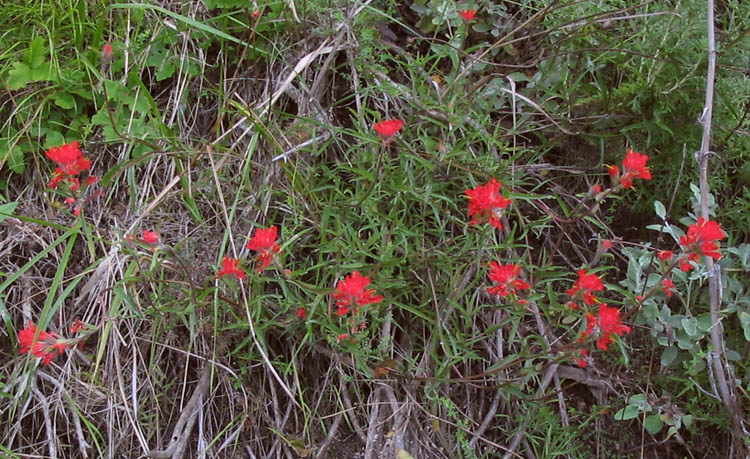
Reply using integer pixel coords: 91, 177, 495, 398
459, 9, 476, 21
333, 271, 383, 313
18, 323, 67, 364
246, 226, 281, 272
465, 178, 512, 230
141, 230, 160, 245
373, 119, 404, 138
216, 256, 246, 280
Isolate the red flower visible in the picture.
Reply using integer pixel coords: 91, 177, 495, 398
619, 149, 652, 188
606, 164, 620, 184
487, 262, 530, 298
661, 278, 675, 298
580, 304, 631, 350
18, 323, 67, 364
141, 230, 160, 245
591, 184, 603, 194
374, 119, 404, 139
458, 10, 477, 22
465, 178, 512, 230
678, 218, 725, 269
45, 142, 92, 189
101, 42, 113, 61
295, 307, 307, 319
565, 269, 604, 306
575, 349, 589, 368
333, 271, 383, 316
657, 250, 673, 261
602, 240, 613, 250
459, 9, 476, 21
70, 319, 87, 334
246, 226, 281, 272
216, 256, 246, 280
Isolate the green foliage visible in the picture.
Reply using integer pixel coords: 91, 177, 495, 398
2, 0, 749, 456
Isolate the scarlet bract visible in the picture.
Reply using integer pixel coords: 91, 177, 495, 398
18, 323, 67, 364
216, 256, 246, 280
465, 178, 512, 230
333, 271, 383, 316
373, 119, 404, 138
246, 226, 281, 272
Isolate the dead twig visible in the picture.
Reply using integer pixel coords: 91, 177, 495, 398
146, 364, 211, 459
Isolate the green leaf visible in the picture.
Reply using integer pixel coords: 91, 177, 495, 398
697, 313, 713, 333
0, 202, 18, 223
30, 61, 52, 81
110, 3, 261, 51
155, 60, 176, 81
6, 62, 32, 90
44, 131, 65, 149
4, 143, 26, 174
614, 404, 640, 421
644, 414, 664, 434
660, 347, 678, 366
739, 311, 750, 341
27, 36, 48, 68
682, 415, 693, 430
654, 200, 666, 220
53, 91, 75, 109
681, 317, 698, 336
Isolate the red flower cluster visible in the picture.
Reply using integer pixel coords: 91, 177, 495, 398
141, 230, 160, 246
657, 250, 673, 261
465, 178, 512, 230
101, 42, 113, 62
46, 141, 93, 190
246, 226, 281, 272
374, 119, 404, 143
18, 323, 67, 364
678, 218, 725, 271
333, 271, 383, 316
487, 262, 530, 301
580, 304, 631, 350
216, 256, 246, 280
607, 149, 652, 189
565, 269, 604, 308
575, 349, 590, 368
661, 278, 675, 298
459, 9, 476, 21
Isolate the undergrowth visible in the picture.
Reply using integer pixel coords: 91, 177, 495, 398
1, 0, 748, 458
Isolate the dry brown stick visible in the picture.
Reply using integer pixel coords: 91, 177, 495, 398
30, 384, 57, 459
314, 405, 344, 459
146, 364, 211, 459
363, 386, 383, 459
696, 0, 748, 451
338, 368, 367, 444
36, 370, 92, 458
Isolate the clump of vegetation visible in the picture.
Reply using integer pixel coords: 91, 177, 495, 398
1, 0, 748, 457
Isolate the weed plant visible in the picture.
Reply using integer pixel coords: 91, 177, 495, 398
1, 0, 748, 458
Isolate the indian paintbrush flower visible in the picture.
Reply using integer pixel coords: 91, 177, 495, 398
566, 269, 605, 307
465, 178, 512, 230
459, 9, 476, 21
487, 262, 530, 299
46, 141, 93, 190
580, 304, 631, 350
246, 226, 281, 272
678, 218, 725, 271
18, 323, 68, 365
216, 256, 246, 280
332, 271, 383, 316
